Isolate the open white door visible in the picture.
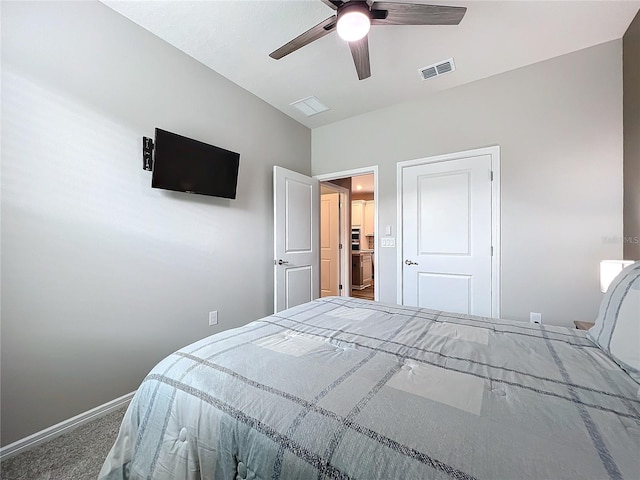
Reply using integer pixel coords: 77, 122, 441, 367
320, 191, 340, 297
274, 166, 320, 313
320, 181, 351, 298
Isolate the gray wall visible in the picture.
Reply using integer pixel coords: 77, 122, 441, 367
312, 40, 624, 326
0, 1, 310, 446
624, 12, 640, 260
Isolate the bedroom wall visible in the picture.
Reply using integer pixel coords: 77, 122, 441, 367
624, 11, 640, 260
312, 40, 624, 326
0, 1, 310, 446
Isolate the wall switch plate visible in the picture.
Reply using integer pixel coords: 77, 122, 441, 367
209, 311, 218, 326
381, 237, 396, 247
530, 312, 542, 324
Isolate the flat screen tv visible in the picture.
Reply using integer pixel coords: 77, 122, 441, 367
151, 128, 240, 199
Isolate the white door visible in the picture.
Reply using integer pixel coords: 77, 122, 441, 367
401, 152, 496, 316
274, 166, 320, 313
320, 192, 340, 297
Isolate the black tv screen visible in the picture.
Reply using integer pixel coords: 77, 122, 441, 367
151, 128, 240, 199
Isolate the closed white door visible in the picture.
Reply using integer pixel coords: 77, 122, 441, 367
274, 166, 320, 313
401, 153, 494, 316
320, 192, 340, 297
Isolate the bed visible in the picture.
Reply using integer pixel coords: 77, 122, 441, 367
99, 264, 640, 480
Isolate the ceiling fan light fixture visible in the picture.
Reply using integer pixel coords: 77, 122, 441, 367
270, 1, 467, 81
337, 4, 371, 42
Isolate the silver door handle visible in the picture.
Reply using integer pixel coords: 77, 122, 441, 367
277, 259, 289, 265
404, 260, 418, 266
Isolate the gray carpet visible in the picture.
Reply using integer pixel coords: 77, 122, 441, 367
0, 405, 127, 480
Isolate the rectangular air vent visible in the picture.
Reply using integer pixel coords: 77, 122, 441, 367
290, 96, 329, 117
419, 58, 456, 81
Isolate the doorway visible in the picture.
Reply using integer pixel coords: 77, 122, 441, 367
317, 167, 378, 302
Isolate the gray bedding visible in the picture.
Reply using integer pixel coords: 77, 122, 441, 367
99, 297, 640, 479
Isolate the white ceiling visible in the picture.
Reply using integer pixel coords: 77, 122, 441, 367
103, 0, 639, 129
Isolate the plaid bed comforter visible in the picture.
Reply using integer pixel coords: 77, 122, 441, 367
99, 297, 640, 479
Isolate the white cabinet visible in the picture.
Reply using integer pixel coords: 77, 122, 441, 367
352, 200, 374, 234
352, 200, 365, 228
364, 201, 375, 236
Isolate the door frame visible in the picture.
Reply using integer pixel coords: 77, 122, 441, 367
315, 166, 379, 302
320, 182, 351, 297
396, 146, 501, 316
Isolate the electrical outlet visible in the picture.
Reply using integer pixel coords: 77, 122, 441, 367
530, 312, 542, 324
209, 311, 218, 326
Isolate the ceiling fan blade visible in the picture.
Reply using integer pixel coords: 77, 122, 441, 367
270, 15, 337, 59
319, 0, 343, 10
370, 2, 466, 26
348, 35, 371, 80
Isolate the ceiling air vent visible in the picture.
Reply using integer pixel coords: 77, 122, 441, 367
290, 96, 329, 117
419, 58, 456, 81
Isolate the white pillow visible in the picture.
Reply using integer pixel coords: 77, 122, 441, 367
588, 261, 640, 383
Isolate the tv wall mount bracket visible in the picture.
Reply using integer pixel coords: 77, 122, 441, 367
143, 137, 154, 171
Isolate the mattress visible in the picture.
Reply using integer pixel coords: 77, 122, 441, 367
99, 297, 640, 479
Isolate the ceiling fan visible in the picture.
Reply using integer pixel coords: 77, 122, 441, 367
269, 0, 466, 80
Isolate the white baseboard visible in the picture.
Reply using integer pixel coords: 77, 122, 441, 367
0, 391, 135, 461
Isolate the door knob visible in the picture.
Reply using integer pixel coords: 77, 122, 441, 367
277, 259, 289, 265
404, 260, 418, 266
